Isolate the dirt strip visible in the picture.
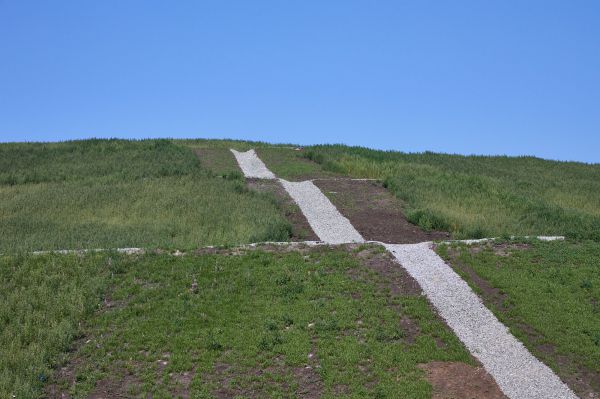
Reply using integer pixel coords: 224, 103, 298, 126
313, 179, 449, 244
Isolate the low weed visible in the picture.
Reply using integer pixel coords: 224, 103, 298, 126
45, 249, 472, 398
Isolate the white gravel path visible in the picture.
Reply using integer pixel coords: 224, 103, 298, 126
385, 242, 577, 399
279, 179, 364, 244
230, 149, 276, 179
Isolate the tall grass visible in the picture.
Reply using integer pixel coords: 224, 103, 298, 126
0, 139, 197, 185
305, 145, 600, 240
0, 139, 291, 252
0, 253, 114, 398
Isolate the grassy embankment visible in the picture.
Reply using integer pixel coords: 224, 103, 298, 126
437, 239, 600, 393
303, 145, 600, 240
0, 139, 292, 253
43, 246, 472, 398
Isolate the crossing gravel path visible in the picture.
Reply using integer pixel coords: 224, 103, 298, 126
385, 242, 577, 399
230, 149, 276, 179
230, 147, 577, 398
279, 179, 364, 244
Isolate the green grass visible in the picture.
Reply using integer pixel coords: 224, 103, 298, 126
0, 139, 291, 252
303, 145, 600, 240
0, 253, 115, 398
437, 240, 600, 375
47, 246, 472, 398
255, 148, 341, 181
193, 148, 241, 178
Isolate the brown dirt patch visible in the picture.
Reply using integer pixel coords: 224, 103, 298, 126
313, 179, 450, 243
418, 361, 507, 399
46, 360, 144, 399
442, 245, 600, 398
205, 354, 323, 399
352, 245, 422, 297
170, 368, 196, 399
246, 178, 319, 241
87, 371, 144, 399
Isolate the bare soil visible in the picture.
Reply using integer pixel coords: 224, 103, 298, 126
203, 352, 323, 398
313, 179, 450, 243
419, 361, 507, 399
443, 244, 600, 399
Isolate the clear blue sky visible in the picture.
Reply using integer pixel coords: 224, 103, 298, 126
1, 1, 599, 163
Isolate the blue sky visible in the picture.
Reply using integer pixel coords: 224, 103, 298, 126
1, 1, 599, 163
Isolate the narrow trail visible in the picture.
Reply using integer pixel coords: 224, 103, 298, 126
231, 148, 578, 399
230, 149, 276, 179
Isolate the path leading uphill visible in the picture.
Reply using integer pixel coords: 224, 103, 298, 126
230, 148, 577, 399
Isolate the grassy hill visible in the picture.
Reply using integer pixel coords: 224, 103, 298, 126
2, 138, 599, 398
304, 144, 600, 240
0, 139, 291, 252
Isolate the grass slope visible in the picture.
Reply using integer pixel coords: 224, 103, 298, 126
304, 145, 600, 240
437, 240, 600, 388
47, 246, 472, 398
0, 139, 291, 252
255, 148, 341, 181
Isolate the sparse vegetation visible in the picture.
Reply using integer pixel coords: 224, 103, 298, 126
303, 145, 600, 240
46, 246, 473, 398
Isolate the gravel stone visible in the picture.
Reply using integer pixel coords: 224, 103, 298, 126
230, 149, 276, 179
279, 179, 364, 244
385, 242, 577, 399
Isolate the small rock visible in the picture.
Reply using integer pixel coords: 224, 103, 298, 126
190, 278, 198, 294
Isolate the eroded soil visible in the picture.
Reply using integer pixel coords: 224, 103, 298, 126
314, 179, 450, 243
419, 361, 507, 399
